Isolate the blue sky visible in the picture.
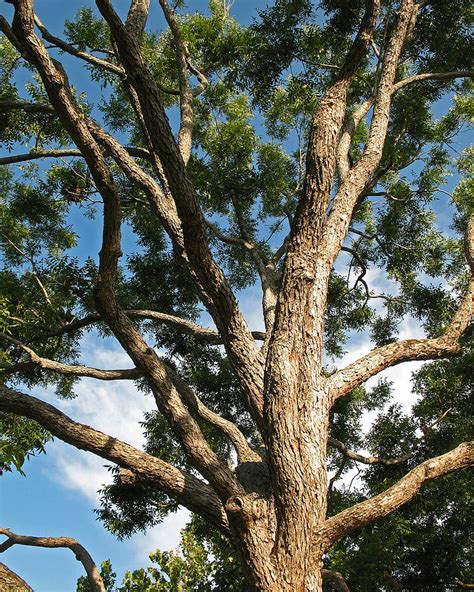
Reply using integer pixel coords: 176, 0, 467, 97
0, 1, 471, 590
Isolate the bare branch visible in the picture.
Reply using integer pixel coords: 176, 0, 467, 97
0, 333, 140, 380
318, 442, 474, 549
0, 384, 230, 533
328, 274, 473, 402
0, 528, 105, 592
328, 437, 411, 466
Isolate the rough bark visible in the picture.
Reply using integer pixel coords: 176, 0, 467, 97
0, 529, 105, 592
0, 563, 33, 592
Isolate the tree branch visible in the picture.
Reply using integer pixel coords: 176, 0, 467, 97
125, 0, 150, 39
0, 333, 140, 380
322, 569, 351, 592
6, 0, 243, 498
328, 437, 411, 466
158, 0, 196, 164
318, 442, 474, 549
0, 384, 230, 533
0, 528, 105, 592
34, 15, 124, 76
25, 309, 264, 344
328, 273, 473, 401
323, 0, 418, 269
337, 70, 474, 180
0, 99, 54, 113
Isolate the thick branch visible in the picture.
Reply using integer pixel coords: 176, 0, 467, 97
323, 0, 418, 270
337, 70, 474, 179
322, 569, 351, 592
0, 528, 105, 592
328, 274, 473, 401
0, 384, 229, 533
318, 442, 473, 549
125, 0, 150, 39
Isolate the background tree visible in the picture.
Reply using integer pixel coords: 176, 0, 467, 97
0, 0, 472, 590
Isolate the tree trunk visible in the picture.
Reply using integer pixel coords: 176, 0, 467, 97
0, 563, 33, 592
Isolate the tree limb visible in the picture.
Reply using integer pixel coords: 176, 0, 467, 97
25, 309, 265, 344
317, 442, 474, 549
0, 384, 230, 533
125, 0, 150, 39
328, 273, 473, 401
34, 15, 124, 76
0, 332, 140, 380
6, 0, 243, 498
323, 0, 418, 270
328, 437, 411, 466
0, 528, 105, 592
337, 70, 474, 181
0, 99, 55, 113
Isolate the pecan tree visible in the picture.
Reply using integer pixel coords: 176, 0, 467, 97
0, 0, 472, 590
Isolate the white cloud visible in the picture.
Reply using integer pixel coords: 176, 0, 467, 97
39, 342, 156, 507
47, 443, 113, 504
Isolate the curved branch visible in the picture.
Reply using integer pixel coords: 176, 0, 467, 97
328, 274, 473, 401
0, 384, 230, 533
0, 528, 105, 592
318, 442, 473, 550
0, 330, 256, 463
0, 333, 140, 380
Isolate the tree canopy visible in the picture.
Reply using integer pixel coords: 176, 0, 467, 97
0, 0, 472, 590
